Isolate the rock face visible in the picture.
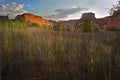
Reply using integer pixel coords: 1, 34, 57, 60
0, 16, 9, 20
59, 19, 78, 26
1, 12, 120, 28
16, 13, 51, 27
81, 12, 96, 21
97, 15, 120, 27
60, 12, 120, 28
59, 12, 97, 26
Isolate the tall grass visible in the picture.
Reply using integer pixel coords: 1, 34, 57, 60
0, 20, 119, 80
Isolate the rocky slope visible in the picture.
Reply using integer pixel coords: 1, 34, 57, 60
15, 13, 51, 27
1, 12, 120, 28
97, 15, 120, 27
0, 16, 9, 20
59, 12, 120, 28
59, 19, 78, 26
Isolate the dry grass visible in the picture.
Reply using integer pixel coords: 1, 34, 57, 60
0, 25, 119, 80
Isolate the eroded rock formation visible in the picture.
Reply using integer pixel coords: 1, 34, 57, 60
97, 15, 120, 27
0, 12, 120, 28
0, 16, 9, 20
60, 12, 120, 28
16, 13, 51, 27
81, 12, 96, 21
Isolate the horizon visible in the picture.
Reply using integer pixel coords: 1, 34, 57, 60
0, 0, 117, 20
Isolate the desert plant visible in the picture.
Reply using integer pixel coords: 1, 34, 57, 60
106, 26, 120, 31
31, 22, 41, 27
0, 20, 28, 28
109, 0, 120, 16
75, 20, 97, 32
52, 23, 64, 31
0, 21, 119, 80
111, 32, 120, 80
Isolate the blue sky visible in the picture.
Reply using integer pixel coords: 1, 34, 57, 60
0, 0, 117, 20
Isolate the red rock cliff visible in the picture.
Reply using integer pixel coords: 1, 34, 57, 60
98, 15, 120, 27
16, 13, 51, 27
60, 12, 120, 28
0, 16, 9, 20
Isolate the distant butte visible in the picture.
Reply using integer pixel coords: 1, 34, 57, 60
0, 12, 120, 28
59, 12, 120, 28
0, 16, 9, 20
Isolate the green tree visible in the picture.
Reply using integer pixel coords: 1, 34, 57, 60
75, 20, 97, 32
106, 26, 120, 31
52, 23, 64, 31
31, 22, 41, 27
109, 0, 120, 16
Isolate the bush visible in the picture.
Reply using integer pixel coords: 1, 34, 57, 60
0, 20, 28, 28
75, 20, 97, 32
66, 27, 71, 31
64, 26, 73, 31
111, 32, 120, 80
106, 26, 120, 31
31, 22, 41, 27
109, 0, 120, 16
52, 23, 64, 31
10, 21, 28, 28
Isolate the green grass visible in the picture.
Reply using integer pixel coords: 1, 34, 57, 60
0, 21, 120, 80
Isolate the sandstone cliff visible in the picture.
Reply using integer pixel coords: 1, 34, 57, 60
97, 15, 120, 27
0, 16, 9, 20
16, 13, 51, 27
59, 19, 78, 26
1, 12, 120, 28
59, 12, 120, 28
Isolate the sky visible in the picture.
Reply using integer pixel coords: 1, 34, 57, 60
0, 0, 117, 20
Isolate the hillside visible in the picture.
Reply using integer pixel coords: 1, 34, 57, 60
15, 13, 51, 27
59, 12, 120, 28
59, 19, 78, 26
0, 16, 9, 20
97, 15, 120, 27
0, 12, 120, 28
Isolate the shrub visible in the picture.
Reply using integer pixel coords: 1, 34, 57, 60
66, 27, 71, 31
111, 32, 120, 80
106, 26, 120, 31
64, 26, 73, 31
31, 22, 41, 27
75, 20, 97, 32
10, 21, 28, 28
52, 23, 64, 31
109, 0, 120, 16
0, 20, 28, 28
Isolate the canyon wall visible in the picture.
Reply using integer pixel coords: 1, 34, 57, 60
16, 13, 51, 27
60, 12, 120, 28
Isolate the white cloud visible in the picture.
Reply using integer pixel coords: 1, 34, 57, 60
44, 7, 88, 20
0, 2, 27, 19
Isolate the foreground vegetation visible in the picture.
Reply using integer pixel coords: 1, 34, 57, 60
0, 20, 119, 80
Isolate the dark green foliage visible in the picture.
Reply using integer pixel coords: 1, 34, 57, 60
0, 19, 28, 28
75, 20, 97, 32
10, 21, 28, 28
31, 22, 41, 27
106, 26, 120, 31
52, 23, 64, 31
109, 0, 120, 16
16, 17, 25, 22
111, 32, 120, 80
65, 26, 74, 31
